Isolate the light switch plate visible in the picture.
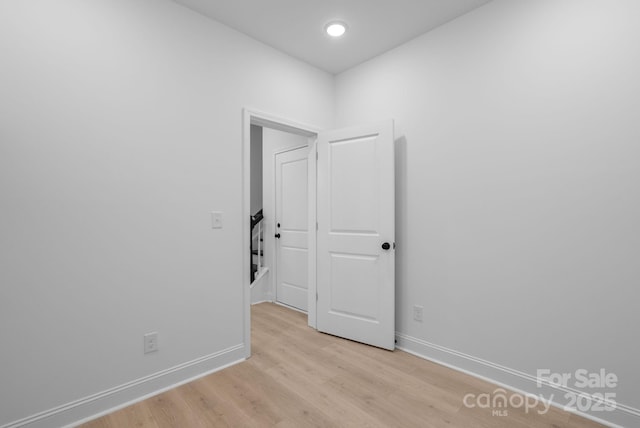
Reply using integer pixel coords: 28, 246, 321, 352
144, 332, 158, 354
413, 305, 423, 322
211, 211, 223, 229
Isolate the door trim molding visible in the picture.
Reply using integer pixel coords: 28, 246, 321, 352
242, 108, 320, 358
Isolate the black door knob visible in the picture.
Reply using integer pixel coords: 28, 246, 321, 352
275, 233, 281, 239
382, 242, 391, 250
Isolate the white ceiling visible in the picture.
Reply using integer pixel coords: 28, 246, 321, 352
173, 0, 493, 74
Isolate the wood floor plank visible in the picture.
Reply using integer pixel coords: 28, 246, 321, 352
227, 360, 335, 427
265, 361, 386, 428
109, 400, 158, 428
188, 375, 263, 428
81, 302, 604, 428
145, 388, 211, 428
80, 417, 115, 428
322, 342, 462, 413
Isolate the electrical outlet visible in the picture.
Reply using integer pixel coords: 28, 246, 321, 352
413, 305, 424, 322
144, 332, 158, 354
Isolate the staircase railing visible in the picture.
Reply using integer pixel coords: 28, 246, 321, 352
250, 209, 264, 283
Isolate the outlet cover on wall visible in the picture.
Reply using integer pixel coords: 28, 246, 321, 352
211, 211, 223, 229
413, 305, 424, 322
144, 332, 158, 354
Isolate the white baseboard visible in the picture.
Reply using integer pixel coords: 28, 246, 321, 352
395, 333, 639, 428
250, 268, 271, 304
2, 344, 246, 428
273, 301, 307, 315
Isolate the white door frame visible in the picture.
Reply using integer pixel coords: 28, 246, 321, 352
242, 108, 319, 358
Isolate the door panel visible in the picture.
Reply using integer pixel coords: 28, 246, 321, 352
317, 121, 395, 350
329, 136, 379, 233
275, 147, 309, 312
329, 253, 379, 321
281, 159, 308, 230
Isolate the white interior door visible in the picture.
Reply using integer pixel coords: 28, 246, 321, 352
316, 121, 395, 350
275, 147, 309, 311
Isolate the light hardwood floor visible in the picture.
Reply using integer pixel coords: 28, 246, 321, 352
82, 303, 603, 427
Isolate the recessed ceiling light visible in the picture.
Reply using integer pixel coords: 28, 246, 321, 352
325, 22, 347, 38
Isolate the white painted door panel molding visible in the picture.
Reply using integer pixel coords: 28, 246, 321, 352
316, 120, 395, 350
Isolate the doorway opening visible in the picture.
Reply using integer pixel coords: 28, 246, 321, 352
249, 125, 312, 311
242, 109, 319, 358
243, 109, 396, 358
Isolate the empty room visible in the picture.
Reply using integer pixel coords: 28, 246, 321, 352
0, 0, 638, 427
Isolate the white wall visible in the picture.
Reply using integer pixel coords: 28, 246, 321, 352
0, 1, 332, 426
336, 0, 639, 425
3, 0, 639, 426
